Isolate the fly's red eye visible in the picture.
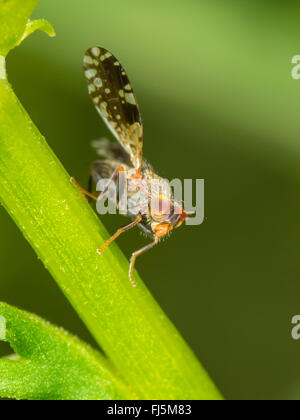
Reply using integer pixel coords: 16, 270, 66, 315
150, 194, 172, 221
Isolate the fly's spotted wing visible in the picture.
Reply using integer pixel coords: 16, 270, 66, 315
83, 47, 143, 170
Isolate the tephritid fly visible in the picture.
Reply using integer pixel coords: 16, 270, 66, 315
72, 47, 189, 286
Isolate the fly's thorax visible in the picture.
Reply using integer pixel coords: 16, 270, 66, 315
126, 167, 139, 180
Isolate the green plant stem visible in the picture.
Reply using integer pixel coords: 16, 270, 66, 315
0, 57, 222, 399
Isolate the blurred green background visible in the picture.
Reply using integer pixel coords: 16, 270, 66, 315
1, 0, 300, 400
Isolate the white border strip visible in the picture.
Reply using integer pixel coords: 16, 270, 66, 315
0, 55, 6, 79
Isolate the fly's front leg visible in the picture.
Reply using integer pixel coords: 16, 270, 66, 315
71, 165, 126, 202
87, 175, 94, 203
97, 214, 142, 255
129, 238, 159, 287
95, 164, 127, 202
70, 177, 99, 201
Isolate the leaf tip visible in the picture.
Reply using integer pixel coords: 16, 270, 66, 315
20, 19, 56, 44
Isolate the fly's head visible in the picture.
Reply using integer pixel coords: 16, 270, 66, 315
149, 193, 188, 239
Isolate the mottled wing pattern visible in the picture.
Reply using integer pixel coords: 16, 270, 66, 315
83, 47, 143, 169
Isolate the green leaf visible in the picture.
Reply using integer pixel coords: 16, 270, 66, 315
0, 302, 135, 400
0, 0, 55, 57
18, 19, 56, 45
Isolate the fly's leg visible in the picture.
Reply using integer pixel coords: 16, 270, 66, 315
129, 238, 159, 287
97, 214, 142, 256
71, 165, 126, 202
87, 175, 94, 204
70, 177, 99, 201
95, 164, 128, 203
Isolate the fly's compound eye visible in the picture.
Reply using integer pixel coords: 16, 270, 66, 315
150, 194, 172, 222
